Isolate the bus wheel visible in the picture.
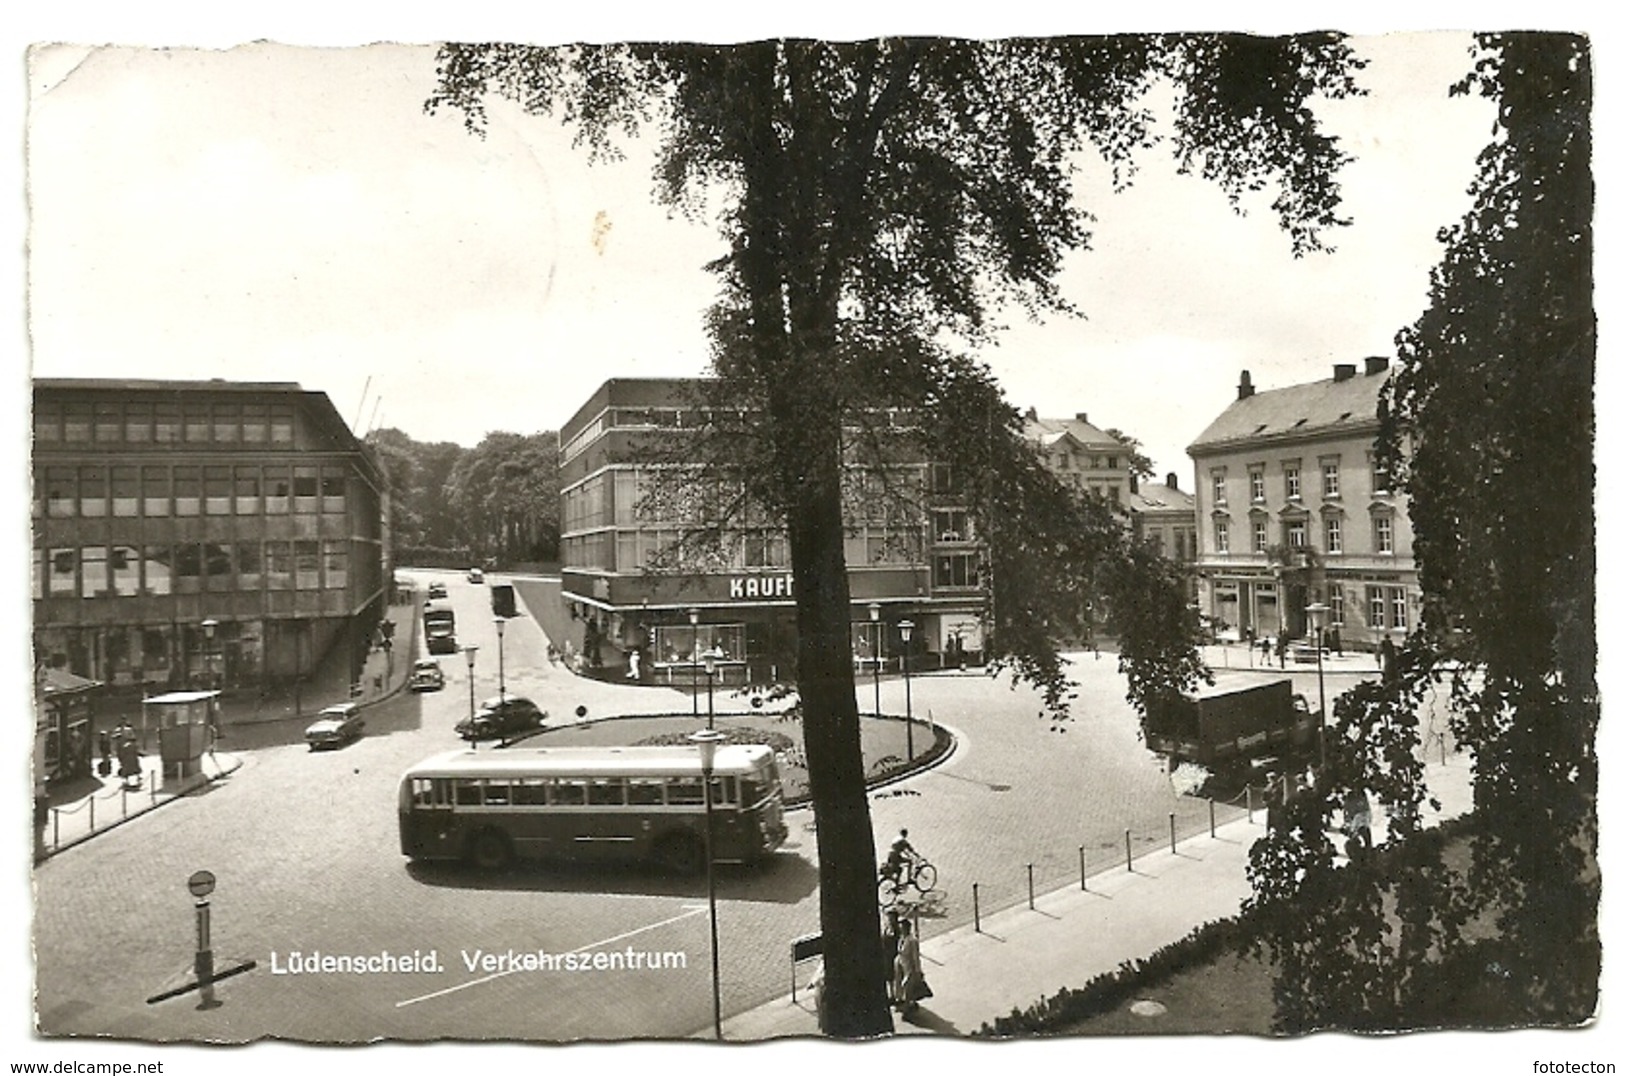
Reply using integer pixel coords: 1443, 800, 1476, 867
654, 832, 703, 875
467, 829, 512, 871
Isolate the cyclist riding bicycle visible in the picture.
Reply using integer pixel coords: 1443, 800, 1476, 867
880, 828, 920, 886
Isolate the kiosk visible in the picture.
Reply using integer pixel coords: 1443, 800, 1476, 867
142, 690, 220, 788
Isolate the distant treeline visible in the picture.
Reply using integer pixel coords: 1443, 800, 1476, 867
367, 428, 559, 568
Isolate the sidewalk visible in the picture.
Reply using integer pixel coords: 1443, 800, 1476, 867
722, 751, 1475, 1040
35, 595, 422, 862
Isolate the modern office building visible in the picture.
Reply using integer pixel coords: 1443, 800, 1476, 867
557, 378, 989, 684
1187, 359, 1416, 649
31, 379, 388, 693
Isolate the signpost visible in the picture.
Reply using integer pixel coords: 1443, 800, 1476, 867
146, 870, 256, 1008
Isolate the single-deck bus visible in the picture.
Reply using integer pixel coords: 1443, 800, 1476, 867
398, 744, 789, 872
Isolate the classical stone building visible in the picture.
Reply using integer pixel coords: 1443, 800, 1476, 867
1187, 359, 1416, 649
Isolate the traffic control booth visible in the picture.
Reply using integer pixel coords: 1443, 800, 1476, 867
142, 690, 220, 790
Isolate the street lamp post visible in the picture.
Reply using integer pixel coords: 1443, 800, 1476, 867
898, 619, 915, 761
463, 644, 479, 752
494, 617, 509, 746
688, 607, 701, 719
200, 619, 219, 691
689, 728, 727, 1040
703, 646, 720, 731
1305, 601, 1330, 769
868, 602, 882, 718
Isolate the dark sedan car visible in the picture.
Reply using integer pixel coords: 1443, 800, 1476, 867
455, 696, 546, 742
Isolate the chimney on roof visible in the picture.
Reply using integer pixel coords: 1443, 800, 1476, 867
1238, 370, 1254, 400
1075, 412, 1088, 424
1365, 356, 1390, 376
1025, 406, 1038, 421
1165, 472, 1179, 491
1333, 363, 1357, 382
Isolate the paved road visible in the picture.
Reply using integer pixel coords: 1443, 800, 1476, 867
33, 572, 1344, 1042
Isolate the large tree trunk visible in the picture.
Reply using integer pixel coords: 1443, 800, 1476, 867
781, 403, 893, 1037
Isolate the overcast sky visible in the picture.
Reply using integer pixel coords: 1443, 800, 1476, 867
24, 33, 1499, 478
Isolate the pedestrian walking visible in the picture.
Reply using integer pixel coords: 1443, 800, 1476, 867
1275, 634, 1287, 668
891, 918, 931, 1016
881, 909, 900, 1003
626, 648, 641, 681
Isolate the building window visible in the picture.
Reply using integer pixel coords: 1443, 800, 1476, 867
49, 548, 76, 596
1287, 520, 1307, 548
932, 508, 971, 543
124, 403, 152, 443
235, 466, 261, 514
1252, 520, 1268, 553
266, 541, 293, 589
270, 405, 294, 444
80, 546, 109, 597
1325, 515, 1343, 554
142, 466, 171, 517
184, 406, 210, 443
1211, 470, 1227, 506
1392, 588, 1409, 630
94, 403, 122, 443
1321, 459, 1340, 499
242, 403, 268, 444
265, 466, 291, 514
111, 466, 139, 517
1284, 462, 1301, 500
142, 545, 172, 595
212, 403, 240, 443
154, 402, 181, 444
45, 467, 75, 518
321, 466, 346, 513
293, 467, 319, 513
63, 402, 91, 442
933, 552, 980, 589
930, 463, 962, 495
237, 541, 262, 590
1329, 584, 1345, 627
79, 466, 107, 518
1368, 586, 1386, 629
743, 532, 788, 569
1214, 520, 1229, 554
174, 466, 201, 516
324, 541, 348, 589
205, 466, 232, 515
1372, 458, 1392, 495
1375, 515, 1394, 554
34, 404, 61, 443
174, 543, 203, 594
295, 539, 321, 589
1249, 469, 1266, 503
205, 543, 234, 591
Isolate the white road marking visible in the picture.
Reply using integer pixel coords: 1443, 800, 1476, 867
395, 904, 710, 1008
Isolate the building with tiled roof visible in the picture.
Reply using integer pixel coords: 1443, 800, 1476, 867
1021, 409, 1133, 514
1131, 473, 1199, 600
1187, 358, 1415, 650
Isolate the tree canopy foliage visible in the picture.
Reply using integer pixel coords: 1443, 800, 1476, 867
367, 427, 560, 565
430, 34, 1363, 1036
1245, 32, 1596, 1030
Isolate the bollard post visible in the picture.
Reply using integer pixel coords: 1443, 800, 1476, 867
1246, 784, 1253, 824
1079, 845, 1086, 891
52, 808, 59, 849
123, 786, 129, 819
1027, 864, 1035, 909
1125, 829, 1133, 873
89, 795, 95, 833
1170, 812, 1177, 855
1209, 798, 1216, 838
973, 883, 981, 933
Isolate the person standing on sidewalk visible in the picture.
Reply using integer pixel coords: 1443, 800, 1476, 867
892, 917, 931, 1016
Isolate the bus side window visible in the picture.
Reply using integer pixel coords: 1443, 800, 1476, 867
587, 778, 624, 806
514, 777, 547, 806
454, 779, 482, 807
484, 780, 511, 806
627, 778, 665, 806
667, 778, 704, 805
712, 776, 736, 806
551, 779, 586, 806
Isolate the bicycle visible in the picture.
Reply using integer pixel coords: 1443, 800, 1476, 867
878, 857, 938, 907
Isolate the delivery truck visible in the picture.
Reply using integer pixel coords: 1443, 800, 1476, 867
1145, 675, 1316, 773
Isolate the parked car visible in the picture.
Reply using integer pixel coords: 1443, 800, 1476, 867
455, 696, 545, 741
305, 703, 365, 750
408, 659, 445, 692
427, 581, 449, 600
467, 567, 485, 584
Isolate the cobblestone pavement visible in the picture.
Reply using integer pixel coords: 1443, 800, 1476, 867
32, 572, 1384, 1043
